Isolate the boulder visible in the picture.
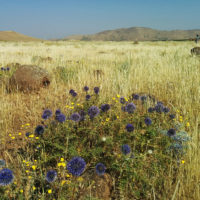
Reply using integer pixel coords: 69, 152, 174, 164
191, 47, 200, 55
8, 65, 50, 92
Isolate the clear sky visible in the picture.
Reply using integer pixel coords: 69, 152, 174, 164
0, 0, 200, 39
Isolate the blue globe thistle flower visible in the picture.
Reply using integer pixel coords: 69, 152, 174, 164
6, 67, 10, 71
119, 97, 126, 104
163, 107, 170, 113
132, 94, 139, 100
169, 114, 175, 119
56, 113, 66, 123
67, 157, 86, 176
83, 86, 89, 92
101, 104, 110, 112
167, 128, 176, 137
148, 107, 155, 113
42, 109, 52, 120
144, 117, 152, 125
157, 101, 163, 105
126, 124, 134, 132
95, 163, 106, 176
25, 132, 31, 137
121, 144, 131, 155
0, 67, 4, 71
72, 91, 77, 97
70, 113, 81, 122
0, 168, 14, 186
86, 94, 91, 101
46, 170, 57, 183
155, 103, 164, 113
88, 106, 100, 119
69, 89, 75, 94
55, 109, 61, 116
125, 103, 136, 113
94, 87, 99, 94
35, 125, 44, 135
0, 160, 6, 168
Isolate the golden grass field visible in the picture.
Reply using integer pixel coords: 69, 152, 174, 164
0, 40, 199, 199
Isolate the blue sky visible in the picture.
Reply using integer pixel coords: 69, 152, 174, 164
0, 0, 199, 39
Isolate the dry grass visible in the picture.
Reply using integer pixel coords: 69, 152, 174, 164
0, 40, 199, 199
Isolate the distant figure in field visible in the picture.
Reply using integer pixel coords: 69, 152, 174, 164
195, 34, 199, 44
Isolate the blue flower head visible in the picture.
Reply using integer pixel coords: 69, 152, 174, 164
55, 109, 61, 116
145, 117, 152, 126
125, 103, 136, 113
79, 110, 86, 121
46, 170, 57, 183
101, 104, 110, 112
167, 128, 176, 137
155, 103, 164, 113
126, 124, 134, 132
163, 107, 170, 113
95, 163, 106, 176
0, 168, 14, 186
94, 87, 99, 94
42, 109, 52, 120
67, 157, 86, 176
70, 113, 81, 122
83, 86, 89, 92
56, 113, 66, 123
169, 114, 175, 119
140, 96, 147, 102
148, 107, 155, 113
119, 97, 126, 104
88, 106, 100, 119
86, 94, 91, 101
35, 125, 45, 135
132, 94, 140, 100
121, 144, 131, 155
69, 89, 75, 94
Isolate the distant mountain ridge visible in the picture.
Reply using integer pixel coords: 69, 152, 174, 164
63, 27, 200, 41
0, 31, 41, 41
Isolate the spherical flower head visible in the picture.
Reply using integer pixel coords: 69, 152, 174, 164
125, 103, 136, 113
67, 157, 86, 176
101, 104, 110, 112
46, 170, 57, 183
163, 107, 170, 113
120, 97, 126, 104
167, 128, 176, 137
0, 67, 4, 71
69, 89, 75, 95
0, 160, 6, 168
126, 124, 134, 132
70, 113, 81, 122
86, 94, 91, 101
132, 94, 139, 100
144, 117, 152, 125
35, 125, 44, 135
155, 104, 164, 113
72, 91, 77, 97
0, 168, 14, 186
83, 86, 89, 92
6, 67, 10, 71
95, 163, 106, 176
25, 132, 31, 137
121, 144, 131, 155
169, 114, 175, 119
55, 109, 61, 116
42, 109, 52, 120
148, 107, 155, 113
88, 106, 100, 119
94, 87, 99, 94
56, 113, 66, 123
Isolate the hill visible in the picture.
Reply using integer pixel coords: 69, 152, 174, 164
63, 27, 200, 41
0, 31, 41, 41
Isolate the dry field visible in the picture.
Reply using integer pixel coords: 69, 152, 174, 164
0, 40, 199, 199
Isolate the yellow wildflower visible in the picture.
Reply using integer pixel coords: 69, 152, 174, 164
29, 134, 34, 138
35, 137, 39, 140
25, 170, 29, 173
66, 173, 71, 178
181, 160, 185, 164
32, 165, 36, 170
117, 94, 120, 98
26, 123, 30, 126
186, 122, 190, 127
65, 105, 69, 108
18, 132, 22, 136
33, 186, 36, 191
11, 136, 15, 139
117, 116, 119, 119
21, 125, 24, 128
71, 102, 74, 105
106, 118, 110, 122
20, 189, 23, 193
48, 189, 52, 194
124, 97, 128, 102
9, 134, 12, 136
60, 158, 64, 162
57, 163, 62, 167
112, 97, 116, 100
77, 177, 84, 182
61, 180, 66, 186
28, 176, 32, 179
62, 163, 66, 167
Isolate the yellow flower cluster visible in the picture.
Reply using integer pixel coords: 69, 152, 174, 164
57, 158, 66, 167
